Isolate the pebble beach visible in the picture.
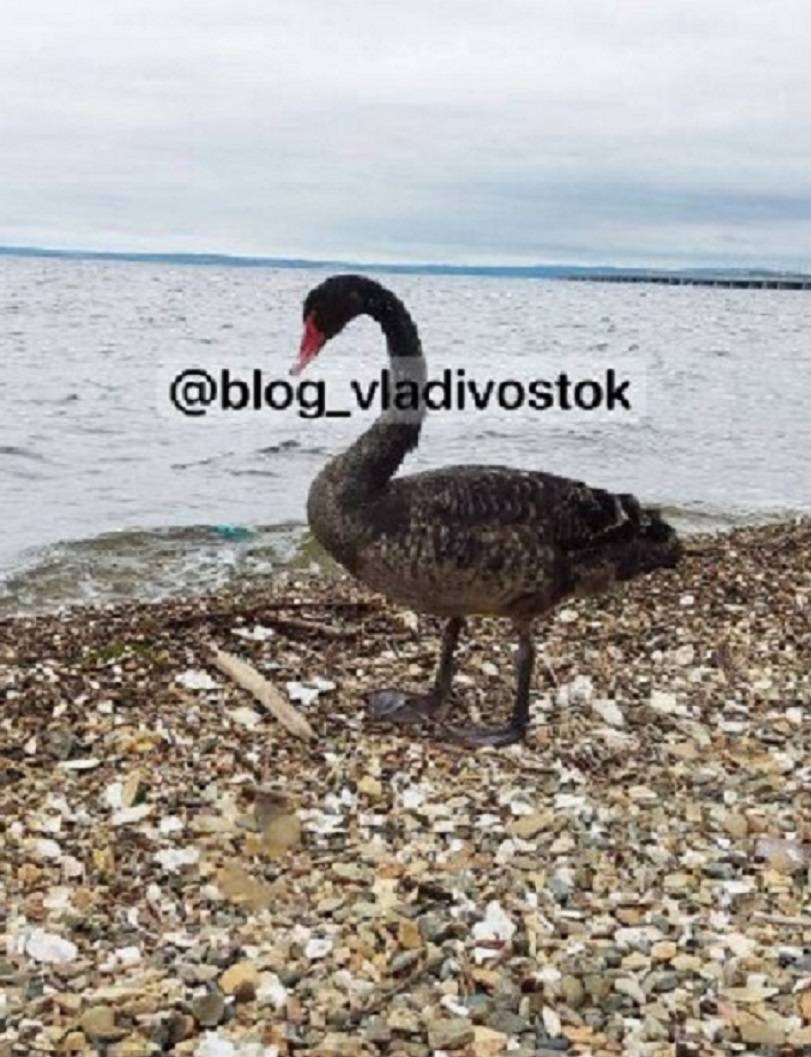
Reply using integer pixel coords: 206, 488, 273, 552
1, 519, 810, 1057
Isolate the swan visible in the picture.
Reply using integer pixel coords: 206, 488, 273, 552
291, 274, 681, 747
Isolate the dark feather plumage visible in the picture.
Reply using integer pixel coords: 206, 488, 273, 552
308, 462, 681, 619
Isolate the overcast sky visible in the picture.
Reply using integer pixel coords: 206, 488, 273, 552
2, 0, 810, 268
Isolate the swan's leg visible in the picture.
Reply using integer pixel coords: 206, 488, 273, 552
444, 623, 535, 747
366, 617, 463, 725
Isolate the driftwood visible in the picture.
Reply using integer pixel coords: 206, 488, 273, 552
752, 911, 811, 927
209, 645, 315, 741
167, 598, 382, 630
264, 614, 356, 639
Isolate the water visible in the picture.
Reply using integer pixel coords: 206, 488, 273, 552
2, 255, 810, 615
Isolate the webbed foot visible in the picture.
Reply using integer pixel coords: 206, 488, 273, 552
366, 689, 446, 726
442, 723, 527, 748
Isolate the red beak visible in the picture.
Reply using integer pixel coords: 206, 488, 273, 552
291, 313, 326, 376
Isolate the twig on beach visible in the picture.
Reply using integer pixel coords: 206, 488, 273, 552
752, 911, 811, 927
167, 598, 381, 630
337, 954, 441, 1027
208, 645, 315, 741
263, 614, 356, 639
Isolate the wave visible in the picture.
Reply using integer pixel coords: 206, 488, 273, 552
0, 521, 320, 619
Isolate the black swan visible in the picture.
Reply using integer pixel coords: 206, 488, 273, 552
292, 274, 681, 747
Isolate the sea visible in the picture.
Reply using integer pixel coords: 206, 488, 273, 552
2, 254, 810, 616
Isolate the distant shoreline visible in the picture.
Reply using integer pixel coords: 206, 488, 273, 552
1, 242, 809, 285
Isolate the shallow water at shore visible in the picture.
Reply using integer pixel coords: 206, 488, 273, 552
3, 254, 811, 614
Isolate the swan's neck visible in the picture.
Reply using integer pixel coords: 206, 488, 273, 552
328, 288, 426, 496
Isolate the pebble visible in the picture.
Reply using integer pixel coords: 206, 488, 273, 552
79, 1005, 122, 1042
426, 1018, 474, 1049
219, 961, 258, 1000
190, 990, 226, 1028
1, 520, 810, 1057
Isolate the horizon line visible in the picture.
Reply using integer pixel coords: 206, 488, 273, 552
0, 242, 807, 280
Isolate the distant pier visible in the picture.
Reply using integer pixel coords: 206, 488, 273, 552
565, 273, 811, 290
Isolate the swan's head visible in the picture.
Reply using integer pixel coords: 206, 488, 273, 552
291, 274, 374, 375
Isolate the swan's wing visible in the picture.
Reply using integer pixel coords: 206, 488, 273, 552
386, 465, 645, 553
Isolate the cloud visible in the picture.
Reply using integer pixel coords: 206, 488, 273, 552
2, 0, 811, 267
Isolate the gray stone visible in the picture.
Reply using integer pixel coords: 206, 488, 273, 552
584, 974, 611, 1002
463, 993, 492, 1022
547, 877, 572, 903
190, 989, 226, 1027
561, 974, 585, 1008
426, 1018, 474, 1050
652, 971, 679, 993
703, 862, 736, 880
390, 950, 421, 974
487, 1009, 530, 1035
363, 1016, 392, 1043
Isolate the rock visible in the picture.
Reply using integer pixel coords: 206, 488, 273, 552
305, 936, 333, 960
737, 1010, 786, 1046
463, 994, 493, 1023
486, 1009, 529, 1035
723, 811, 749, 839
154, 847, 200, 872
547, 876, 572, 903
190, 989, 226, 1027
256, 972, 287, 1011
591, 698, 625, 727
219, 960, 258, 1001
357, 775, 383, 799
390, 950, 421, 973
24, 929, 78, 964
790, 1026, 811, 1047
674, 644, 695, 665
557, 674, 593, 707
59, 1031, 88, 1054
472, 1025, 508, 1055
651, 941, 677, 962
261, 812, 301, 857
703, 861, 735, 880
561, 974, 585, 1008
541, 1005, 562, 1037
80, 1005, 122, 1042
314, 1033, 360, 1056
397, 918, 423, 949
427, 1018, 474, 1049
110, 1036, 151, 1057
507, 811, 553, 839
614, 977, 646, 1005
584, 974, 611, 1001
663, 872, 691, 892
167, 1012, 196, 1044
363, 1017, 392, 1043
652, 971, 679, 992
649, 690, 678, 714
387, 1007, 420, 1033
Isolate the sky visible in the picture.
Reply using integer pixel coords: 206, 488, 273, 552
2, 0, 811, 269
